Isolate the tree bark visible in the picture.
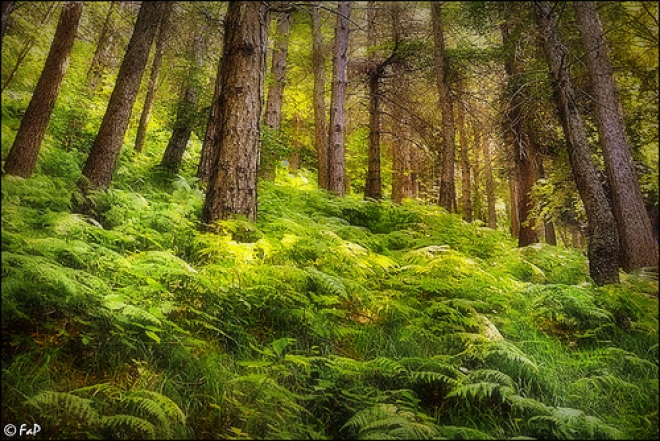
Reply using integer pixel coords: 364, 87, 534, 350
431, 1, 457, 212
198, 54, 224, 183
534, 1, 620, 285
501, 9, 540, 246
327, 1, 351, 197
4, 2, 83, 178
261, 8, 292, 179
201, 1, 269, 227
134, 2, 173, 154
78, 2, 166, 197
1, 1, 14, 42
310, 2, 329, 190
574, 1, 658, 271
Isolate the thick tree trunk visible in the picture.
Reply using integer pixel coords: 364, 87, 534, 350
501, 10, 541, 246
1, 1, 14, 41
78, 2, 165, 197
431, 2, 456, 212
310, 2, 329, 190
534, 1, 620, 285
201, 1, 269, 227
198, 55, 224, 183
160, 29, 206, 173
327, 1, 351, 197
261, 9, 292, 179
4, 2, 83, 178
574, 1, 658, 271
134, 3, 172, 154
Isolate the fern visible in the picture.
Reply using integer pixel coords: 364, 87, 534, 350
27, 391, 100, 423
342, 403, 439, 440
102, 414, 157, 439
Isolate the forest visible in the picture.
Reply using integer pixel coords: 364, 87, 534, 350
1, 1, 658, 439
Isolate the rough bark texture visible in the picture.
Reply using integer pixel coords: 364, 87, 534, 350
198, 55, 224, 183
310, 2, 329, 190
201, 1, 269, 227
87, 2, 120, 92
431, 2, 456, 212
574, 1, 658, 271
160, 27, 206, 173
4, 2, 83, 178
534, 1, 620, 285
327, 1, 351, 197
1, 1, 14, 41
79, 2, 165, 194
134, 3, 172, 154
501, 10, 540, 246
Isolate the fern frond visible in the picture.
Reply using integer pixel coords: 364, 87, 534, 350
102, 414, 157, 439
27, 391, 100, 423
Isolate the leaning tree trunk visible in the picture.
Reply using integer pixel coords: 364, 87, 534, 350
431, 2, 457, 212
574, 1, 658, 271
327, 1, 351, 197
261, 9, 292, 179
78, 2, 166, 201
4, 2, 83, 178
201, 1, 269, 227
534, 1, 620, 285
134, 3, 173, 154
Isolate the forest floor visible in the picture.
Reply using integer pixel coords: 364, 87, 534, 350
1, 131, 658, 439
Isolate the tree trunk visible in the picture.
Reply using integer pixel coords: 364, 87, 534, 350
201, 1, 269, 227
501, 10, 541, 246
534, 1, 620, 285
327, 1, 351, 197
483, 130, 497, 229
574, 1, 658, 271
364, 71, 382, 200
456, 81, 471, 222
1, 1, 14, 42
134, 2, 172, 154
160, 28, 206, 173
86, 2, 120, 92
471, 122, 483, 221
310, 1, 329, 190
198, 54, 224, 183
4, 2, 83, 178
261, 9, 292, 180
78, 2, 166, 198
431, 2, 456, 212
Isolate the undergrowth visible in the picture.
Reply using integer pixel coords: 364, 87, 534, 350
2, 144, 658, 439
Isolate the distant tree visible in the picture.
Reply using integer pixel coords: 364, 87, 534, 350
160, 24, 207, 173
86, 2, 120, 92
431, 2, 457, 212
77, 2, 167, 206
1, 1, 14, 42
456, 78, 472, 222
574, 1, 658, 271
134, 2, 173, 154
534, 1, 620, 285
3, 2, 83, 178
201, 1, 269, 227
327, 1, 351, 197
309, 1, 329, 190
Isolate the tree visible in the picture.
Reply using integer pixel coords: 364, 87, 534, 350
456, 78, 472, 222
77, 2, 167, 201
86, 2, 120, 92
501, 6, 541, 246
431, 2, 457, 212
574, 1, 658, 271
327, 1, 351, 197
533, 1, 620, 285
198, 54, 223, 184
261, 7, 292, 179
3, 2, 83, 178
1, 1, 14, 42
310, 1, 329, 190
201, 1, 269, 227
134, 2, 173, 154
160, 23, 207, 173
